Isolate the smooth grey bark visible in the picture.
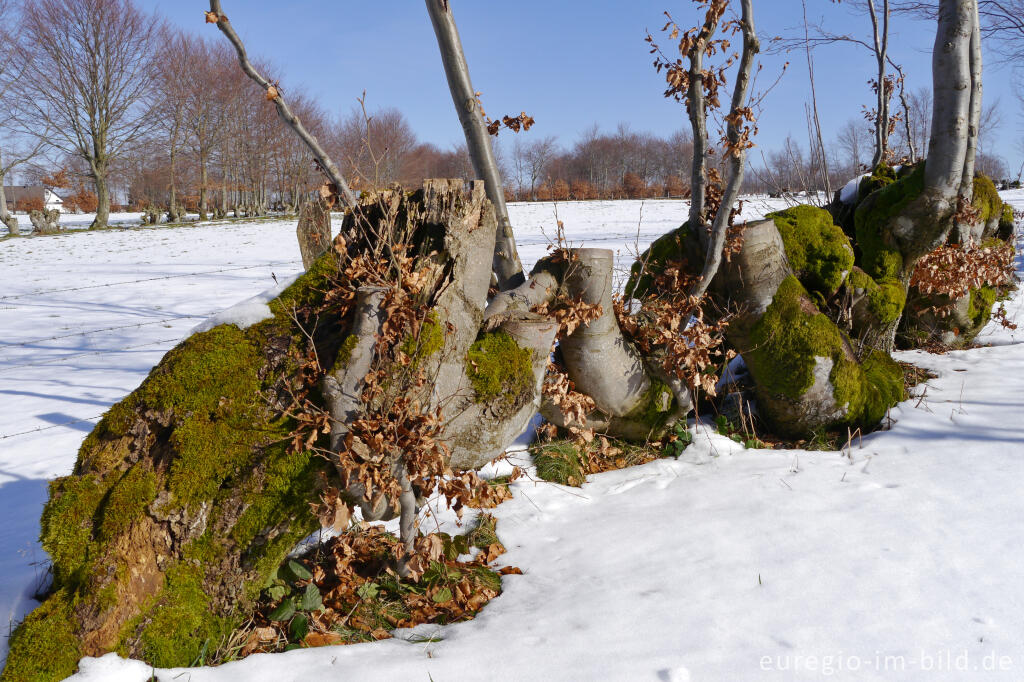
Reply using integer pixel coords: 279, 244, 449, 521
321, 285, 392, 522
710, 218, 792, 317
953, 0, 983, 243
691, 0, 760, 300
394, 467, 418, 579
483, 265, 560, 322
425, 0, 525, 291
686, 14, 717, 229
444, 313, 558, 468
559, 248, 650, 417
322, 286, 387, 454
926, 0, 975, 197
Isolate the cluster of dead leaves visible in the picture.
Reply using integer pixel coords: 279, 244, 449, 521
615, 262, 732, 396
647, 3, 734, 107
910, 240, 1016, 323
472, 91, 535, 137
532, 293, 603, 337
541, 362, 597, 435
486, 112, 536, 136
238, 525, 518, 657
287, 224, 522, 538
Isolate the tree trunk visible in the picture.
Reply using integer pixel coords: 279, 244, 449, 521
168, 147, 180, 223
295, 195, 332, 270
90, 167, 111, 230
425, 0, 525, 291
691, 0, 759, 299
0, 174, 18, 236
199, 153, 209, 221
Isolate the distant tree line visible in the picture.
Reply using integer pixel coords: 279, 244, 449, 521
0, 0, 1015, 232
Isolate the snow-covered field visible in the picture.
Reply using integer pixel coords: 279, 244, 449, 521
2, 196, 1023, 681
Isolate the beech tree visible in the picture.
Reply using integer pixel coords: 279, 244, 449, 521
13, 0, 162, 229
0, 0, 43, 236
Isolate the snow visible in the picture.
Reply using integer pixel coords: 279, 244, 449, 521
839, 173, 869, 204
2, 197, 1024, 681
192, 273, 301, 333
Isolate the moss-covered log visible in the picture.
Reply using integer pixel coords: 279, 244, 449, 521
716, 219, 904, 437
895, 175, 1011, 350
3, 259, 344, 681
625, 211, 905, 439
3, 180, 558, 680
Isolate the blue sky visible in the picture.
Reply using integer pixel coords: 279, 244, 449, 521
141, 0, 1022, 177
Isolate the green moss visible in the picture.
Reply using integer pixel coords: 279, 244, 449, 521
100, 397, 138, 439
400, 310, 444, 365
0, 589, 81, 682
466, 331, 533, 403
858, 163, 898, 202
333, 334, 358, 372
40, 474, 105, 589
766, 204, 854, 296
748, 276, 847, 399
231, 446, 322, 549
623, 379, 676, 429
968, 285, 997, 328
128, 325, 268, 508
855, 162, 925, 280
972, 174, 1001, 224
867, 279, 907, 325
999, 203, 1014, 233
134, 562, 235, 669
136, 325, 262, 419
532, 441, 587, 486
747, 276, 904, 430
268, 251, 339, 315
98, 465, 157, 542
11, 240, 347, 675
624, 223, 690, 299
168, 412, 261, 507
847, 268, 873, 292
832, 350, 906, 427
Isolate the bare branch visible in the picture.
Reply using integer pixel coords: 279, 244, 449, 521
207, 0, 357, 209
691, 0, 761, 299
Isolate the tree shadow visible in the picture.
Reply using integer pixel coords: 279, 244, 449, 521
0, 471, 53, 666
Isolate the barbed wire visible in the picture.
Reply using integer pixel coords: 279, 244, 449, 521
0, 415, 105, 441
0, 261, 300, 302
0, 337, 183, 373
0, 315, 212, 351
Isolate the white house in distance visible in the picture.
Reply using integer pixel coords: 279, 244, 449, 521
3, 185, 65, 213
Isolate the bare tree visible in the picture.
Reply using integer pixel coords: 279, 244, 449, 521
156, 30, 192, 221
512, 135, 559, 200
836, 119, 870, 172
14, 0, 162, 229
0, 0, 47, 235
771, 1, 909, 168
